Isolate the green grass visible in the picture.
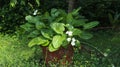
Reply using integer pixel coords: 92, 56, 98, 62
0, 30, 120, 67
83, 30, 120, 67
0, 34, 40, 67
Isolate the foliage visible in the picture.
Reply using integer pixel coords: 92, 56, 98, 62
108, 12, 120, 29
21, 8, 99, 52
0, 0, 120, 66
77, 0, 120, 27
40, 0, 67, 11
0, 34, 42, 66
0, 0, 40, 33
1, 0, 120, 33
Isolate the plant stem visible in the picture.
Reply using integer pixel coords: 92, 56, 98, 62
44, 47, 48, 66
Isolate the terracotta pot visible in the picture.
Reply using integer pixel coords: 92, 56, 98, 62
41, 45, 74, 65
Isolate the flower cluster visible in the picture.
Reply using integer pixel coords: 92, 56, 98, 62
66, 31, 76, 46
66, 31, 73, 36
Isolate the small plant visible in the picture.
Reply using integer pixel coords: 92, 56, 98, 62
21, 8, 99, 52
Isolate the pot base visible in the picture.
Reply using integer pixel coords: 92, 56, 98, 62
41, 45, 74, 65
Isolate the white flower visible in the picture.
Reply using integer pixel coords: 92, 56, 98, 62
71, 38, 76, 46
66, 31, 73, 36
33, 10, 38, 15
71, 41, 75, 46
67, 38, 71, 42
72, 38, 76, 42
104, 53, 108, 57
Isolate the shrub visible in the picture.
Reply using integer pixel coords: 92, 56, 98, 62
0, 0, 40, 33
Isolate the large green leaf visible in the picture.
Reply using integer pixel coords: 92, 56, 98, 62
80, 32, 93, 40
52, 35, 65, 49
41, 40, 50, 46
41, 29, 53, 40
83, 21, 99, 30
25, 15, 39, 23
72, 28, 82, 36
48, 43, 58, 52
25, 15, 34, 22
35, 22, 45, 30
50, 23, 65, 34
28, 37, 48, 47
72, 19, 87, 26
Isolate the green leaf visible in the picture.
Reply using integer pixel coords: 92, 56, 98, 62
72, 19, 87, 26
80, 32, 93, 40
41, 40, 49, 46
72, 28, 82, 36
27, 30, 40, 38
58, 9, 67, 17
41, 29, 53, 40
51, 8, 57, 14
65, 24, 74, 30
10, 0, 17, 7
54, 12, 60, 17
83, 21, 99, 30
52, 35, 65, 49
20, 0, 25, 5
55, 17, 64, 22
36, 0, 40, 6
48, 43, 58, 52
44, 12, 50, 19
72, 7, 81, 16
61, 34, 68, 47
67, 13, 73, 24
75, 40, 81, 47
20, 23, 34, 31
51, 8, 60, 17
25, 15, 39, 23
28, 37, 48, 47
61, 41, 69, 47
35, 22, 45, 30
25, 15, 33, 22
50, 23, 65, 34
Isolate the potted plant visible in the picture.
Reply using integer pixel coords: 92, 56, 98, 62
20, 8, 99, 65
